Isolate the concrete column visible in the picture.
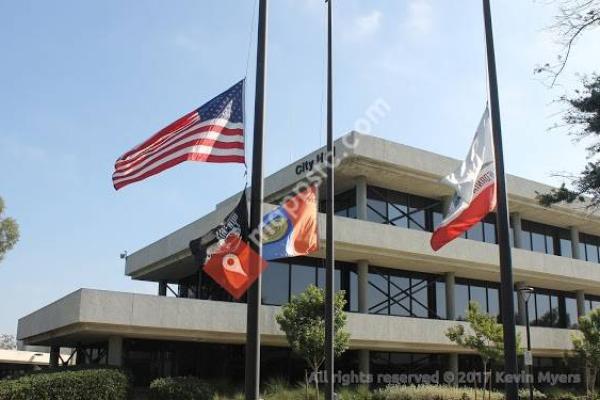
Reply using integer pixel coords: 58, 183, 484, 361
49, 346, 60, 368
516, 282, 528, 325
448, 353, 459, 387
357, 260, 369, 313
571, 226, 582, 260
577, 290, 587, 319
355, 176, 367, 221
107, 337, 123, 367
358, 349, 370, 378
444, 272, 459, 386
510, 212, 523, 249
158, 281, 167, 296
445, 272, 456, 320
357, 259, 370, 376
441, 196, 453, 216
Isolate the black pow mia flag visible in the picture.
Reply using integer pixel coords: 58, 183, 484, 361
189, 191, 249, 267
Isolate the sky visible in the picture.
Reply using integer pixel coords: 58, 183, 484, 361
1, 0, 599, 336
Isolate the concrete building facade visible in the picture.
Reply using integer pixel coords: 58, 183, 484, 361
17, 132, 600, 387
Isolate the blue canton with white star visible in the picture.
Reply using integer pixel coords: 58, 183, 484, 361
196, 80, 244, 123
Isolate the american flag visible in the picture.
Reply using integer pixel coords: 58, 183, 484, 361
113, 80, 245, 190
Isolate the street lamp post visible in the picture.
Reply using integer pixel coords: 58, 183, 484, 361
519, 287, 535, 400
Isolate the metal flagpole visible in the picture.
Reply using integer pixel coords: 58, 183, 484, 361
481, 1, 519, 399
324, 0, 335, 399
245, 0, 268, 399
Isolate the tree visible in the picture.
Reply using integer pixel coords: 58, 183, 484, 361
572, 307, 600, 397
275, 284, 350, 400
535, 0, 600, 86
537, 75, 600, 208
0, 334, 17, 350
446, 302, 523, 400
0, 196, 19, 263
535, 1, 600, 208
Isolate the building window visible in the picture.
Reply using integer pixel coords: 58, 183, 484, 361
564, 296, 578, 328
462, 214, 497, 244
367, 267, 442, 319
319, 188, 356, 218
520, 220, 572, 257
455, 280, 500, 320
436, 281, 447, 319
580, 234, 600, 263
370, 351, 446, 378
260, 257, 353, 308
262, 261, 289, 305
366, 186, 442, 232
524, 290, 568, 328
584, 295, 600, 314
560, 237, 573, 258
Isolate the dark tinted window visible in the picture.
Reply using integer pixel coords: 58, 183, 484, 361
389, 275, 410, 316
411, 279, 429, 317
488, 287, 499, 317
456, 284, 470, 320
436, 281, 447, 319
262, 262, 289, 305
560, 238, 572, 258
521, 220, 570, 256
564, 297, 578, 328
484, 222, 496, 244
368, 272, 389, 315
291, 264, 315, 297
367, 267, 441, 319
366, 186, 441, 232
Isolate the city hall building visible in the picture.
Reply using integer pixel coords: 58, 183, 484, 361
17, 132, 600, 387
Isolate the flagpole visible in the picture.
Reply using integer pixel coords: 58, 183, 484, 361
481, 1, 519, 399
324, 0, 335, 399
245, 0, 268, 399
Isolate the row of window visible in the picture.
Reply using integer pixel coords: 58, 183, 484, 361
78, 337, 575, 390
522, 290, 579, 329
177, 258, 599, 329
368, 268, 437, 318
329, 184, 600, 263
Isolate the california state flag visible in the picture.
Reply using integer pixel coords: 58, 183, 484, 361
430, 107, 497, 251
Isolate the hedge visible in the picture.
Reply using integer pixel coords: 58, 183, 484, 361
0, 368, 129, 400
373, 385, 547, 400
149, 376, 215, 400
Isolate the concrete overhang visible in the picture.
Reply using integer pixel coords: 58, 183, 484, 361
17, 289, 573, 357
0, 349, 49, 366
331, 217, 600, 295
125, 132, 600, 281
125, 211, 600, 295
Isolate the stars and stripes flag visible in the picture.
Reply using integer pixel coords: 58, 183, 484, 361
113, 80, 245, 190
430, 107, 497, 251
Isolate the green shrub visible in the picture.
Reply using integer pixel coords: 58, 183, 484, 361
338, 384, 374, 400
519, 388, 547, 400
543, 387, 582, 400
149, 376, 215, 400
374, 384, 505, 400
0, 368, 129, 400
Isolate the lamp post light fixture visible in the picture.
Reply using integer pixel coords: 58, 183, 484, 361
518, 286, 535, 400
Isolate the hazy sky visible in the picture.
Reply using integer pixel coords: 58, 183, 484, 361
1, 0, 599, 335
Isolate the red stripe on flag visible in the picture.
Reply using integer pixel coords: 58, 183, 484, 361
113, 134, 243, 178
115, 124, 243, 169
430, 184, 496, 251
119, 111, 199, 161
113, 153, 246, 190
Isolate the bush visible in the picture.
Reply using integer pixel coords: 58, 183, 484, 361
374, 385, 505, 400
260, 379, 362, 400
543, 387, 582, 400
149, 376, 215, 400
0, 368, 129, 400
519, 388, 547, 400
